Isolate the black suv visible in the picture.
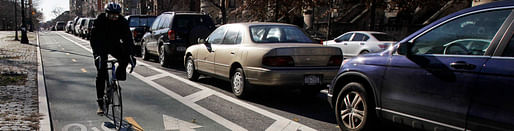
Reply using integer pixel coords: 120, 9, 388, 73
141, 12, 215, 67
126, 15, 156, 55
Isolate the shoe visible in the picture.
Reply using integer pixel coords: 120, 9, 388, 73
97, 107, 104, 116
96, 99, 105, 115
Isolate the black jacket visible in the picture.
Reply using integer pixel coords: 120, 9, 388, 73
90, 13, 135, 56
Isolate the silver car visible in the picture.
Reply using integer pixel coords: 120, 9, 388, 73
184, 23, 343, 98
324, 31, 397, 58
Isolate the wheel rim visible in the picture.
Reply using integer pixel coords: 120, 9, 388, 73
186, 59, 194, 78
340, 91, 367, 129
159, 46, 165, 65
141, 45, 146, 58
232, 72, 243, 94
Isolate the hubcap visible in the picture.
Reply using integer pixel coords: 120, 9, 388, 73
232, 72, 243, 94
159, 47, 164, 64
187, 59, 194, 78
340, 91, 366, 129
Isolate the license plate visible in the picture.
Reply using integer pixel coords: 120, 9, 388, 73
304, 75, 321, 85
176, 47, 186, 51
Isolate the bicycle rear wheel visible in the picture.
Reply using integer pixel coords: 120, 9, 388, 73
111, 81, 123, 129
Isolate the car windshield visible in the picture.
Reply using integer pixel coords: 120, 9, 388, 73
129, 17, 156, 27
371, 33, 396, 41
250, 25, 314, 43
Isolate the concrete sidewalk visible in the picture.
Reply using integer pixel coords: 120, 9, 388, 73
0, 31, 41, 130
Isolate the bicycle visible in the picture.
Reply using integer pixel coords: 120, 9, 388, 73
98, 56, 135, 130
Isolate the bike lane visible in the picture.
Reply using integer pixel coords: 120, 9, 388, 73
39, 31, 229, 131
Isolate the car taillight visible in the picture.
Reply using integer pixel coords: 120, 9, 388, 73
168, 30, 175, 40
133, 31, 137, 37
378, 43, 391, 49
327, 55, 343, 66
262, 56, 295, 67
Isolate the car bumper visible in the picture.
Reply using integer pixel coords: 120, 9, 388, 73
244, 66, 339, 87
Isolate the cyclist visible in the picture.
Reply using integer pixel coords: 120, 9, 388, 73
90, 2, 136, 115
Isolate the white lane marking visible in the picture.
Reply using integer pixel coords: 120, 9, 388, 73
62, 123, 87, 131
56, 33, 92, 52
37, 31, 52, 131
145, 73, 168, 80
163, 114, 202, 131
57, 32, 245, 131
184, 90, 214, 102
57, 31, 316, 131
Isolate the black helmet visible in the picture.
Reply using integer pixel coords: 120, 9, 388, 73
104, 2, 122, 14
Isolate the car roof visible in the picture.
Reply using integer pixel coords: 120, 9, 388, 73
223, 22, 296, 27
399, 0, 514, 43
162, 12, 206, 15
346, 31, 387, 34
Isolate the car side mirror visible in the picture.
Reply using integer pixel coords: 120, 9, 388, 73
334, 39, 342, 43
397, 41, 413, 56
198, 38, 208, 45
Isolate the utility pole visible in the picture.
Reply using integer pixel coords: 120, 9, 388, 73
21, 0, 29, 44
369, 0, 376, 30
29, 0, 33, 32
327, 0, 333, 40
14, 0, 19, 41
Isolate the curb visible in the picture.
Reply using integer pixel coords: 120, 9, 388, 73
37, 31, 52, 131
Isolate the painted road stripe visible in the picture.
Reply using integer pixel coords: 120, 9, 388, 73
145, 73, 167, 80
57, 31, 315, 131
37, 32, 52, 131
81, 68, 87, 73
125, 117, 144, 131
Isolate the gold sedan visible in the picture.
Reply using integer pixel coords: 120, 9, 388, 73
184, 23, 343, 98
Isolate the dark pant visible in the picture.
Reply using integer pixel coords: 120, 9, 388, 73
94, 49, 130, 99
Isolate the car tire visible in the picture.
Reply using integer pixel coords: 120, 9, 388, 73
186, 56, 200, 81
359, 50, 369, 55
231, 68, 252, 98
335, 82, 377, 131
141, 44, 149, 61
159, 45, 171, 67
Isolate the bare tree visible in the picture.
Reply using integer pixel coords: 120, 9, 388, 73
52, 7, 64, 18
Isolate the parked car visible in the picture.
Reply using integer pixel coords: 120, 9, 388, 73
54, 21, 66, 31
185, 23, 343, 98
81, 18, 95, 39
71, 16, 80, 34
328, 1, 514, 131
125, 15, 156, 55
141, 12, 215, 66
324, 31, 397, 58
65, 21, 74, 33
74, 18, 87, 36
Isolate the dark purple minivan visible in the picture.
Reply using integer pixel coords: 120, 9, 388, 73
328, 1, 514, 131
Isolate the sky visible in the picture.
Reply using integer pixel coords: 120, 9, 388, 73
38, 0, 69, 22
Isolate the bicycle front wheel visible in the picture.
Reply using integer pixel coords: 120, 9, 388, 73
111, 82, 123, 129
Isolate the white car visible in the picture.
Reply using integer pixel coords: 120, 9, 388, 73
323, 31, 397, 58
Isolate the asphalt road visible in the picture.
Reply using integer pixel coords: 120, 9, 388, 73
39, 31, 340, 131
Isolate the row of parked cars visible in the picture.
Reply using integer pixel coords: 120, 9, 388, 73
168, 1, 514, 131
64, 17, 96, 39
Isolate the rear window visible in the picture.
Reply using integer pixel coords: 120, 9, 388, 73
371, 33, 397, 41
129, 17, 156, 27
172, 15, 214, 29
250, 25, 314, 43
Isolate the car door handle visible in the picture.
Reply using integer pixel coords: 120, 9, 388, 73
343, 43, 347, 45
450, 61, 476, 70
360, 43, 365, 45
230, 51, 235, 54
